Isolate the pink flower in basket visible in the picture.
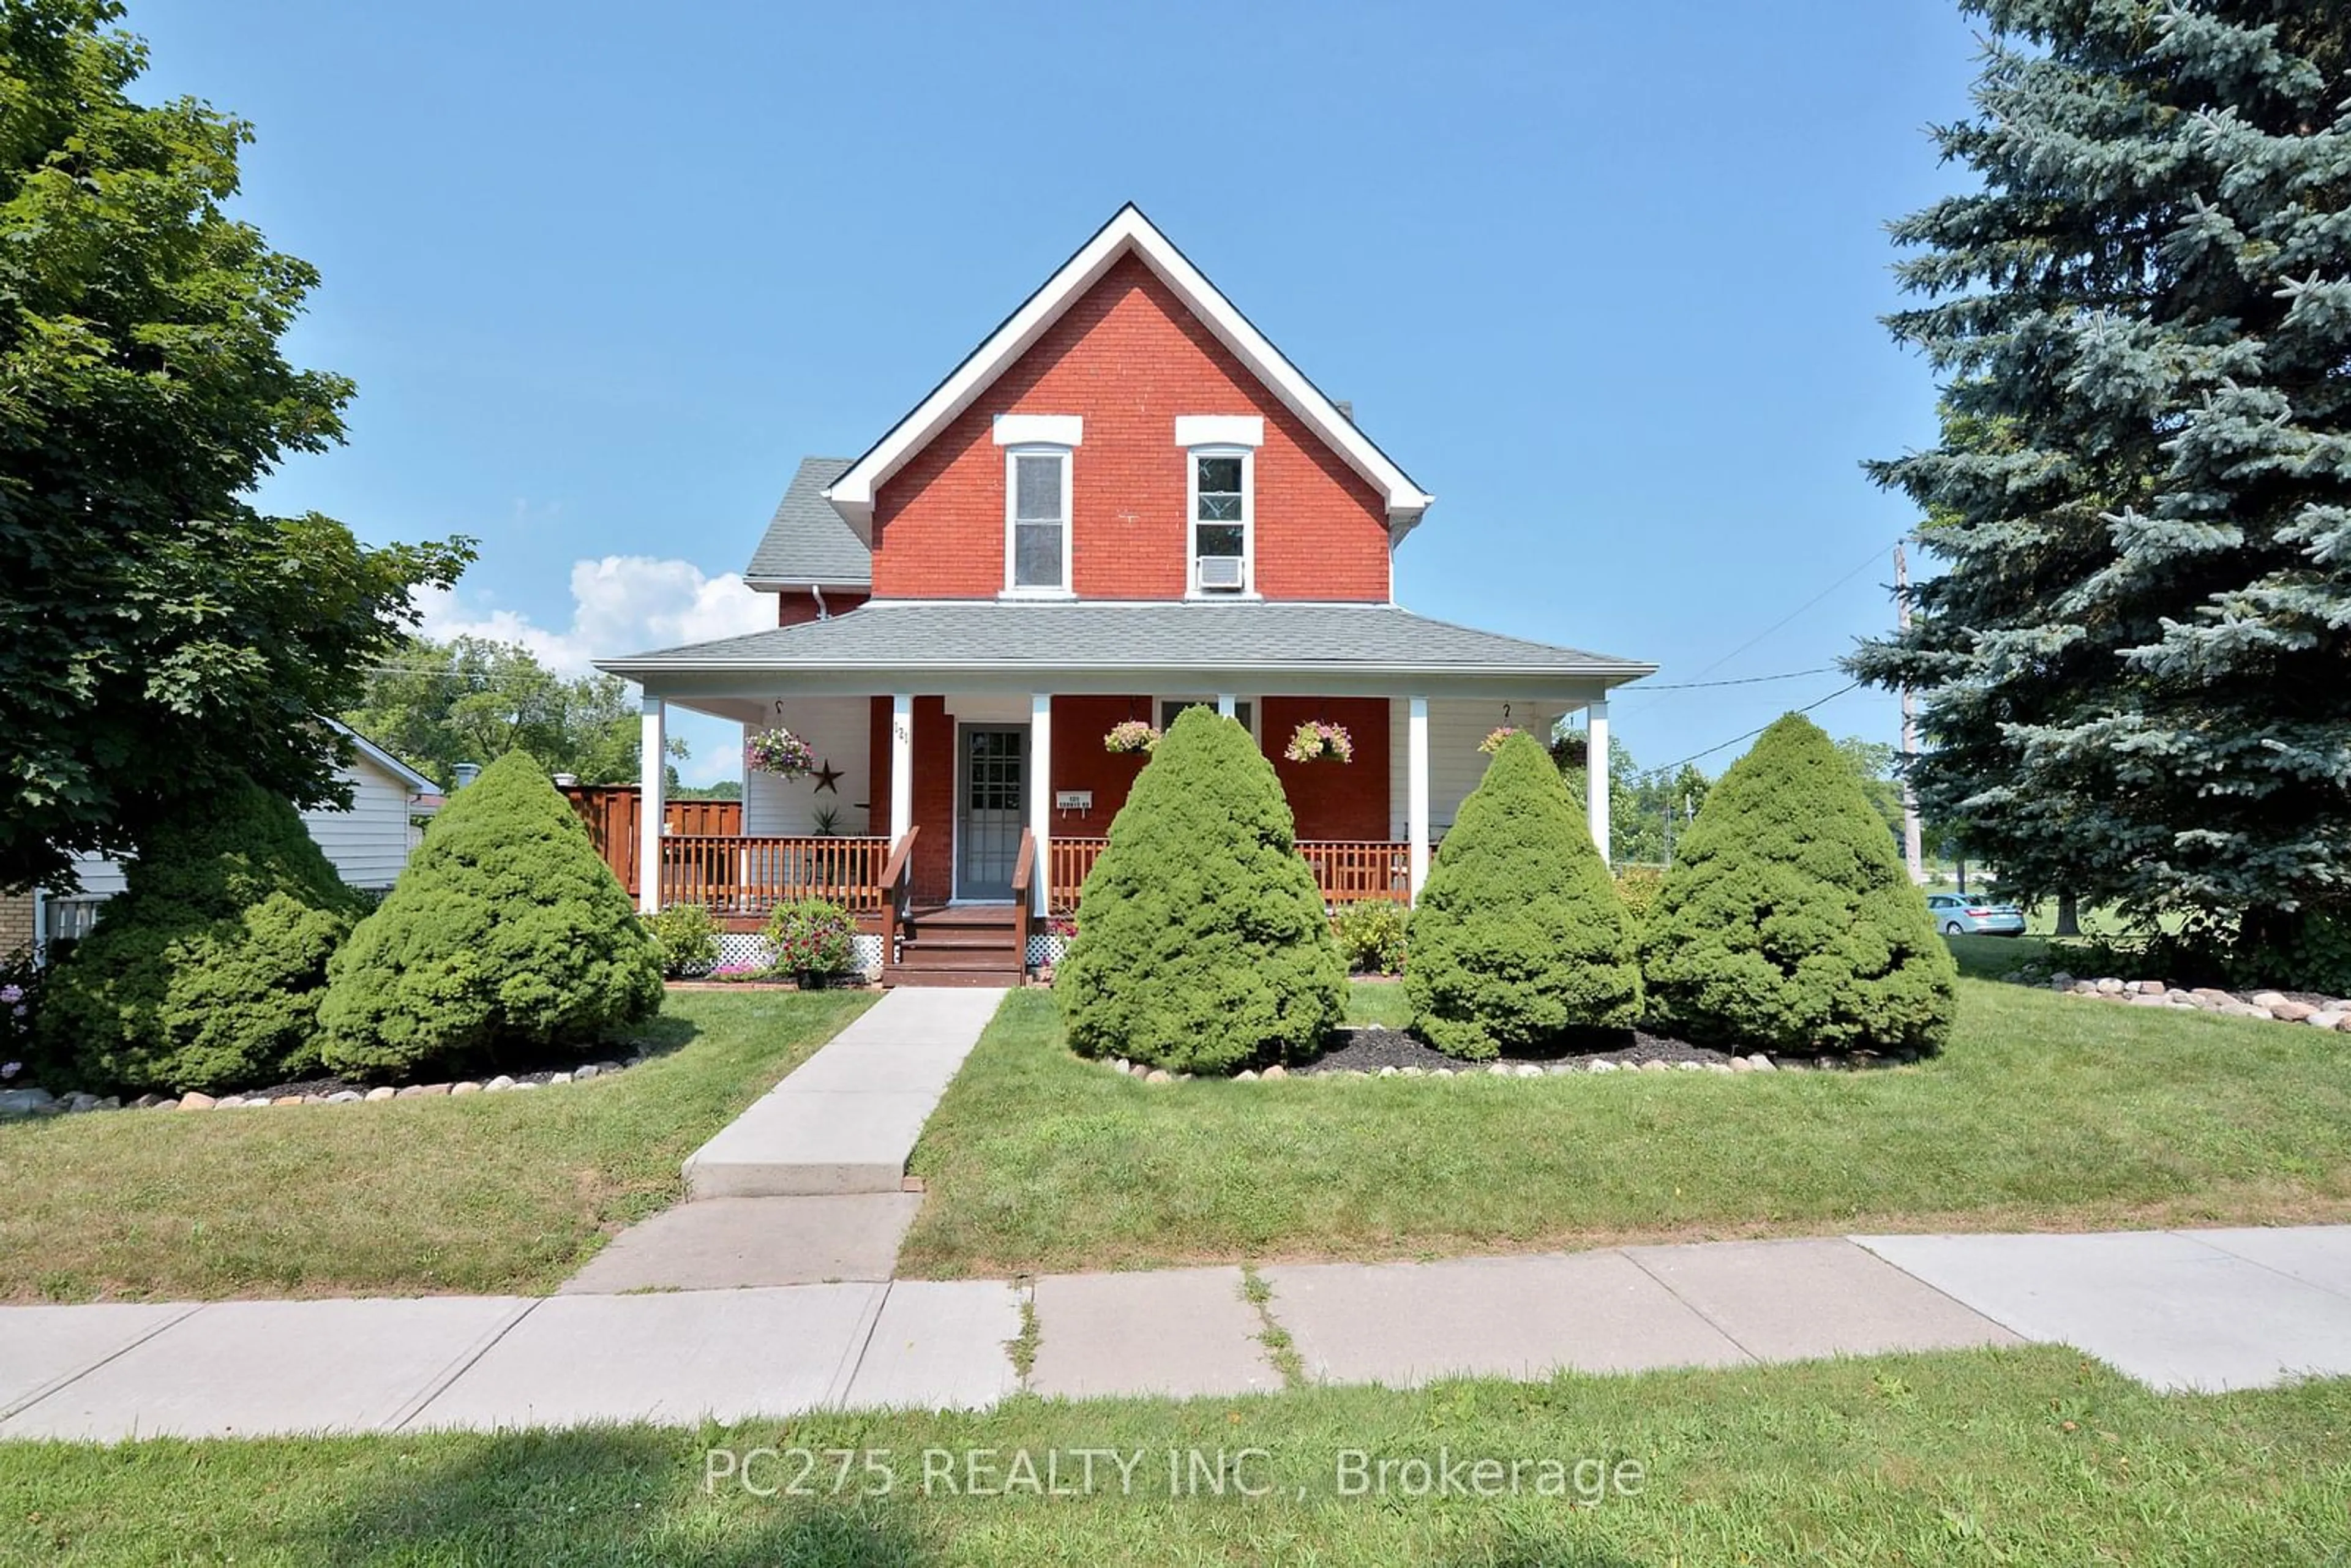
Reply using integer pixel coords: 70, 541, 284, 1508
1103, 720, 1161, 755
1478, 726, 1522, 755
1283, 720, 1354, 764
746, 727, 815, 777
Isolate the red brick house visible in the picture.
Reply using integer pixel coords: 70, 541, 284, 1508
599, 206, 1651, 983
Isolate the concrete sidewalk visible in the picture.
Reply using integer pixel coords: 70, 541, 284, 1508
6, 1226, 2349, 1442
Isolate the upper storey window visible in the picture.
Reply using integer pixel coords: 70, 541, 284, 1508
994, 413, 1081, 597
1006, 448, 1070, 593
1191, 449, 1251, 592
1176, 415, 1263, 596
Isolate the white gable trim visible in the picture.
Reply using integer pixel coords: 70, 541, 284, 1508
992, 413, 1083, 446
1174, 414, 1262, 448
326, 718, 437, 795
823, 204, 1433, 544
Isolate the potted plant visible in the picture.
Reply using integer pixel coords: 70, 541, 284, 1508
1103, 720, 1161, 756
1283, 720, 1354, 765
1477, 726, 1521, 755
747, 727, 815, 777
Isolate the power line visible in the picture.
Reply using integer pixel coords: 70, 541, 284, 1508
1663, 539, 1900, 689
1632, 664, 1837, 692
1652, 681, 1862, 773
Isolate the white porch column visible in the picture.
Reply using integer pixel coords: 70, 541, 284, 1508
1215, 692, 1237, 718
889, 692, 915, 848
1407, 696, 1430, 902
637, 696, 665, 914
1029, 691, 1052, 917
1586, 698, 1611, 865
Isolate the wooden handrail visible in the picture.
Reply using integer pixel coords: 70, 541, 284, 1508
1010, 829, 1037, 948
879, 826, 919, 968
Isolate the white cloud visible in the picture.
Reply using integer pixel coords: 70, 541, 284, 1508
415, 555, 771, 677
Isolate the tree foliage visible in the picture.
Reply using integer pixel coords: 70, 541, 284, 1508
317, 751, 662, 1076
1641, 715, 1957, 1056
1406, 731, 1641, 1059
37, 778, 366, 1092
341, 636, 676, 790
1060, 707, 1346, 1073
1849, 2, 2351, 929
0, 1, 470, 895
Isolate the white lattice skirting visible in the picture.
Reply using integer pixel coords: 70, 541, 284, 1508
710, 932, 885, 977
1026, 932, 1068, 967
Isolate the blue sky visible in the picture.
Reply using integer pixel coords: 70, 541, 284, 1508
131, 0, 1982, 784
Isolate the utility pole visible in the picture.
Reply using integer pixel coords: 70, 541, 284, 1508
1895, 541, 1926, 885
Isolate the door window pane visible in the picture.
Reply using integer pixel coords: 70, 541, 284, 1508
1160, 699, 1253, 731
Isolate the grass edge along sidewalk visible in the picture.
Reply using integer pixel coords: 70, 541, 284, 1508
2, 1346, 2349, 1564
899, 977, 2351, 1278
0, 989, 875, 1304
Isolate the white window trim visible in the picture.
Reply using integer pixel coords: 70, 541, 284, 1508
1185, 444, 1257, 600
1154, 694, 1261, 745
1002, 444, 1075, 599
1173, 414, 1262, 449
993, 412, 1083, 447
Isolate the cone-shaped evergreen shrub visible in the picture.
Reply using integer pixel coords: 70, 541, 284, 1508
318, 751, 662, 1075
1060, 707, 1345, 1072
1641, 713, 1957, 1055
1402, 730, 1641, 1059
39, 780, 367, 1093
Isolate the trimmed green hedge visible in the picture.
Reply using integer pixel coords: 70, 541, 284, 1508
1403, 730, 1641, 1059
1060, 706, 1346, 1073
318, 751, 663, 1076
1640, 713, 1957, 1055
38, 780, 366, 1093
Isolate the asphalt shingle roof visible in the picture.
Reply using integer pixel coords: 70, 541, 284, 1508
743, 457, 869, 587
601, 600, 1651, 680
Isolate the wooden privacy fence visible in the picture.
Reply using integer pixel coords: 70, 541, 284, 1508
1043, 838, 1409, 916
562, 784, 740, 898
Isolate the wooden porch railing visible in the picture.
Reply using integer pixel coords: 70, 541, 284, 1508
1299, 839, 1413, 906
1048, 838, 1108, 915
656, 835, 888, 916
1043, 837, 1411, 916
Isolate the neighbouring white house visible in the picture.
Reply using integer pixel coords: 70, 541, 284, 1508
28, 721, 440, 952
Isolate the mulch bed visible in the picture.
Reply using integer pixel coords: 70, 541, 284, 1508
1292, 1024, 1734, 1076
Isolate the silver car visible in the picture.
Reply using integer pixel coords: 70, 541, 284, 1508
1926, 893, 2027, 936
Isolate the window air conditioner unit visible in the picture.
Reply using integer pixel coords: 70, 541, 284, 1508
1196, 555, 1245, 591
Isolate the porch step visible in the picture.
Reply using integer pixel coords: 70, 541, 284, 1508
885, 969, 1024, 989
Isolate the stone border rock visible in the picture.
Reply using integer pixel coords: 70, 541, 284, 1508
2037, 972, 2351, 1030
0, 1052, 644, 1122
1092, 1051, 1814, 1083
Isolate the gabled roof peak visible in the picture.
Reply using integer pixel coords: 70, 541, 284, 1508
823, 204, 1433, 544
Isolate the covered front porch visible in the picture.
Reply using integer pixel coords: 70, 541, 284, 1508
596, 599, 1653, 980
619, 688, 1618, 920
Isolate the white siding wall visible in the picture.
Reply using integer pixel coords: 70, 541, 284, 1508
743, 696, 874, 836
1387, 697, 1573, 841
304, 758, 424, 889
65, 754, 424, 897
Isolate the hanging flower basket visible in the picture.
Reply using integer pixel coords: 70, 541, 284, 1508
1103, 720, 1161, 756
1478, 726, 1522, 756
1283, 720, 1355, 765
746, 726, 816, 777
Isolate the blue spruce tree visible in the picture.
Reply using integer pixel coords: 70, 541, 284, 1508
1852, 2, 2351, 967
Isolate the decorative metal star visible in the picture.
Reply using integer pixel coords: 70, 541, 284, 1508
811, 760, 842, 794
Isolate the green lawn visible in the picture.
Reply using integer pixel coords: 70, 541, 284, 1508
2, 1348, 2345, 1564
0, 989, 872, 1302
899, 976, 2351, 1278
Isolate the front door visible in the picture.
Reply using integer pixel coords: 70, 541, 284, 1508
956, 725, 1026, 901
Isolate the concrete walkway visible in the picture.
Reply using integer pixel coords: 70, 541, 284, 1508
680, 986, 1007, 1199
9, 1226, 2351, 1441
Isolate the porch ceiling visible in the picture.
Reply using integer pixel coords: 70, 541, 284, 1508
600, 600, 1653, 705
